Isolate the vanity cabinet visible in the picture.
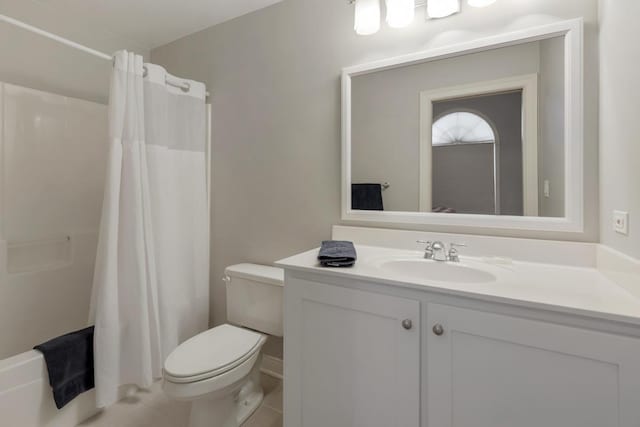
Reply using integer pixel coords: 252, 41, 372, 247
426, 303, 640, 427
284, 278, 420, 427
284, 274, 640, 427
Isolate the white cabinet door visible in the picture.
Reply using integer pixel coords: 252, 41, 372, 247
426, 303, 640, 427
284, 278, 420, 427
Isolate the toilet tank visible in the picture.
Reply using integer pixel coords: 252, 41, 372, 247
224, 264, 284, 337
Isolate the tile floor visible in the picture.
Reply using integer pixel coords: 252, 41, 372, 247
78, 373, 282, 427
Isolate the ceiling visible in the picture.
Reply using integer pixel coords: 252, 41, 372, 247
0, 0, 284, 54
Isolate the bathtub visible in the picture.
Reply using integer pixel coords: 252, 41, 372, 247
0, 81, 111, 426
0, 350, 99, 427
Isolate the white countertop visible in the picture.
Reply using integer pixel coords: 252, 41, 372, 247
276, 245, 640, 326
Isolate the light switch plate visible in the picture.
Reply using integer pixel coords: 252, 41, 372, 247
613, 211, 629, 235
543, 180, 550, 198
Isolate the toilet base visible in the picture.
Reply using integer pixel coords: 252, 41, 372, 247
236, 376, 265, 425
188, 388, 263, 427
236, 386, 264, 425
187, 355, 264, 427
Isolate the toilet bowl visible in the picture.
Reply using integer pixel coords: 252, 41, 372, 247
162, 264, 284, 427
163, 324, 267, 427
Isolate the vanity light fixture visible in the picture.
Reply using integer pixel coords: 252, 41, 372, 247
427, 0, 461, 19
386, 0, 416, 28
467, 0, 497, 7
354, 0, 381, 35
350, 0, 497, 35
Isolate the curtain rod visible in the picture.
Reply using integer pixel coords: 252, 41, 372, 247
0, 13, 112, 61
0, 13, 210, 98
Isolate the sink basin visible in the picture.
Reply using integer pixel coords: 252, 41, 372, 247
377, 259, 497, 284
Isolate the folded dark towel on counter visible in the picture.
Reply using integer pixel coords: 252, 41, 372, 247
34, 326, 95, 409
318, 240, 357, 267
352, 184, 384, 210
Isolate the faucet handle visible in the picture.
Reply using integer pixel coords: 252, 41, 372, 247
417, 240, 434, 259
448, 243, 466, 262
416, 239, 432, 249
449, 243, 467, 249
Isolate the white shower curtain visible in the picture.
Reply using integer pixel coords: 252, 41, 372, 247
90, 51, 209, 408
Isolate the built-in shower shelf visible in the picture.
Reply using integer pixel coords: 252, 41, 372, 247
6, 236, 72, 274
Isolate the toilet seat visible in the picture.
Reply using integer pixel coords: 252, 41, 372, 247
164, 324, 265, 384
163, 350, 263, 401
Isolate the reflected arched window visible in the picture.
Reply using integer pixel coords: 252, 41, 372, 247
432, 111, 496, 146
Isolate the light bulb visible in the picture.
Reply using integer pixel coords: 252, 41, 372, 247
386, 0, 415, 29
467, 0, 497, 7
427, 0, 460, 19
354, 0, 381, 35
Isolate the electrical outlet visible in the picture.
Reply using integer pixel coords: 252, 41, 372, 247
613, 211, 629, 235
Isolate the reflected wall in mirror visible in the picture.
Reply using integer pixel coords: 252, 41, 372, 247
344, 19, 584, 232
351, 36, 565, 217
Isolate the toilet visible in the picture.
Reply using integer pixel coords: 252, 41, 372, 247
163, 264, 284, 427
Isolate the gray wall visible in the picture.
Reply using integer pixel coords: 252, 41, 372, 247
599, 0, 640, 259
351, 42, 540, 212
151, 0, 600, 327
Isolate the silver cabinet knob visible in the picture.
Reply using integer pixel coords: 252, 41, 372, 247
432, 324, 444, 336
402, 319, 413, 330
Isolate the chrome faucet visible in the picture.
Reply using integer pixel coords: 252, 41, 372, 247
417, 240, 466, 262
430, 241, 448, 261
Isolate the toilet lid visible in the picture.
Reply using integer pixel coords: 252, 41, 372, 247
164, 324, 264, 381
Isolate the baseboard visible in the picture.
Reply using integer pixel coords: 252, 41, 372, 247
260, 354, 283, 380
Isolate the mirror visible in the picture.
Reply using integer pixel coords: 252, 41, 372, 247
343, 20, 583, 232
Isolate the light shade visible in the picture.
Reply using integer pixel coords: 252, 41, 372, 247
467, 0, 497, 7
427, 0, 461, 19
385, 0, 415, 28
354, 0, 381, 35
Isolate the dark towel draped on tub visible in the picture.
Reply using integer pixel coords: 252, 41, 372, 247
351, 184, 384, 210
34, 326, 95, 409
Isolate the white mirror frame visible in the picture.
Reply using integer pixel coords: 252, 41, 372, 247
342, 18, 584, 233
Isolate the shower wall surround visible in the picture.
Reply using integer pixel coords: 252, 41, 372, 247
0, 82, 107, 359
151, 0, 601, 326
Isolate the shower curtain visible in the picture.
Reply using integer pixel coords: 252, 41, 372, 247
89, 51, 209, 408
